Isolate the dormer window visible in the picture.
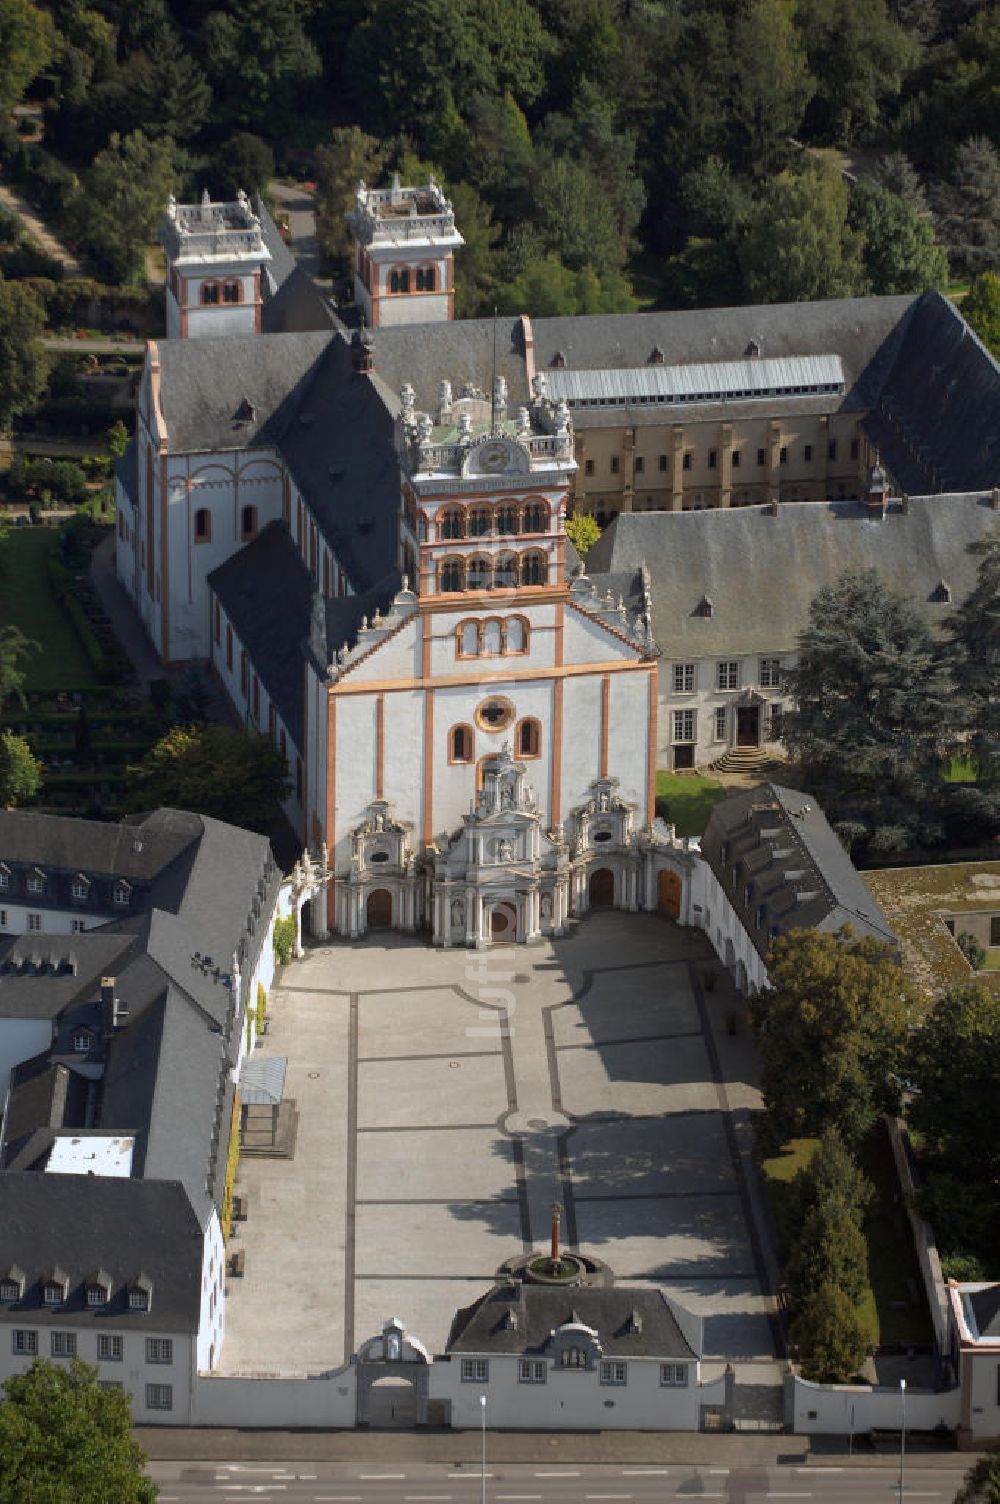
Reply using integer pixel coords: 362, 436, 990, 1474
0, 865, 10, 891
0, 1276, 22, 1303
127, 1276, 152, 1312
552, 350, 566, 369
27, 870, 45, 895
71, 875, 90, 902
559, 1345, 588, 1369
43, 1272, 67, 1307
86, 1273, 110, 1308
72, 1029, 92, 1054
113, 882, 131, 908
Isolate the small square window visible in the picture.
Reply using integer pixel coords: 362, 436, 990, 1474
717, 661, 740, 691
0, 1279, 21, 1303
71, 879, 88, 901
672, 663, 695, 694
759, 657, 782, 688
71, 919, 85, 933
145, 1384, 173, 1411
518, 1359, 546, 1384
27, 874, 44, 895
461, 1358, 489, 1383
51, 1332, 76, 1358
72, 1030, 91, 1053
600, 1360, 628, 1385
660, 1363, 688, 1387
86, 1284, 108, 1308
27, 914, 41, 932
146, 1337, 172, 1363
13, 1330, 37, 1356
130, 1289, 150, 1312
98, 1335, 123, 1362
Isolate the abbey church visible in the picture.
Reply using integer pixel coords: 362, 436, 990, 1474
115, 180, 1000, 944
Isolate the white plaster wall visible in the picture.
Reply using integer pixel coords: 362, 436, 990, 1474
699, 865, 769, 992
561, 675, 604, 808
377, 292, 450, 327
607, 673, 652, 813
333, 694, 380, 867
0, 1320, 196, 1426
432, 678, 554, 835
425, 604, 557, 680
197, 1211, 225, 1372
344, 618, 421, 683
656, 652, 795, 768
966, 1351, 1000, 1439
190, 1369, 356, 1428
433, 1356, 701, 1431
788, 1375, 959, 1436
0, 1017, 52, 1112
563, 608, 642, 666
0, 904, 106, 937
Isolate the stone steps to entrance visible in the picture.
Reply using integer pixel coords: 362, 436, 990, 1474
712, 747, 773, 773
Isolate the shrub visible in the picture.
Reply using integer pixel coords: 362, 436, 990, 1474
958, 932, 987, 970
256, 981, 267, 1034
273, 914, 296, 966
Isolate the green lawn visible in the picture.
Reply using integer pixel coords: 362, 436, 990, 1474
762, 1125, 934, 1348
943, 755, 978, 783
1, 527, 97, 691
655, 771, 725, 837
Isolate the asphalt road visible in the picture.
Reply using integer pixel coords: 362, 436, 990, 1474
149, 1460, 968, 1503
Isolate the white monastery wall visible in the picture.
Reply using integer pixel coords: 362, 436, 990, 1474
433, 1355, 701, 1431
0, 905, 105, 937
700, 863, 769, 992
561, 674, 605, 803
787, 1375, 959, 1437
196, 1210, 226, 1374
190, 1369, 356, 1429
607, 673, 653, 811
377, 291, 449, 328
345, 619, 420, 683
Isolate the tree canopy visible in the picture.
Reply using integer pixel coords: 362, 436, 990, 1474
0, 729, 41, 809
0, 275, 49, 430
955, 1450, 1000, 1504
963, 273, 1000, 360
789, 1282, 869, 1384
0, 1357, 155, 1504
126, 723, 290, 831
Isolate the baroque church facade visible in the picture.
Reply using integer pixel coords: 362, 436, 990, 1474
114, 181, 1000, 942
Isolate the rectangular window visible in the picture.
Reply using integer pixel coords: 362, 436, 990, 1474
850, 438, 860, 460
757, 448, 766, 466
0, 1280, 20, 1302
779, 446, 788, 465
732, 450, 741, 468
682, 452, 692, 471
828, 439, 838, 462
660, 1363, 688, 1387
708, 449, 717, 470
634, 456, 644, 473
99, 1380, 123, 1392
991, 917, 1000, 948
584, 459, 594, 476
98, 1335, 123, 1362
600, 1360, 628, 1386
803, 444, 813, 463
461, 1358, 489, 1383
769, 703, 784, 740
71, 919, 85, 933
0, 871, 8, 889
714, 706, 727, 742
717, 661, 740, 691
146, 1338, 173, 1364
610, 456, 620, 475
672, 663, 695, 694
145, 1384, 173, 1411
759, 657, 782, 688
13, 1330, 37, 1356
27, 875, 43, 894
658, 454, 667, 472
518, 1359, 546, 1384
27, 914, 41, 932
51, 1332, 76, 1358
71, 879, 88, 900
672, 709, 695, 744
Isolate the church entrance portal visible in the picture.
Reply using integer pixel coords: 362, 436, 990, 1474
490, 901, 517, 942
658, 869, 682, 918
589, 868, 615, 908
736, 706, 760, 747
366, 889, 393, 929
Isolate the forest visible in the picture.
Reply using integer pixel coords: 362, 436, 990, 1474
1, 0, 999, 319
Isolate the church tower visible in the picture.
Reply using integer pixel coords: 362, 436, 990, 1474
161, 190, 271, 340
348, 174, 464, 329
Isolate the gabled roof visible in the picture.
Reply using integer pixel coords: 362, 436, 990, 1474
446, 1282, 700, 1360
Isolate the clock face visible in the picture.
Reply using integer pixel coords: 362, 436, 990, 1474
480, 442, 509, 472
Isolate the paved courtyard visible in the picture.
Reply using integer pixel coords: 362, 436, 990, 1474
221, 913, 779, 1379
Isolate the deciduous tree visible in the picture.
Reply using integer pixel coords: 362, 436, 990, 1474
564, 514, 602, 559
945, 530, 1000, 772
126, 724, 289, 831
909, 984, 1000, 1180
741, 159, 865, 303
66, 131, 176, 283
955, 1446, 1000, 1502
789, 1282, 870, 1383
795, 0, 917, 144
731, 0, 814, 175
0, 625, 40, 709
0, 274, 48, 430
0, 1357, 155, 1503
314, 127, 388, 277
0, 0, 56, 117
200, 0, 321, 132
963, 272, 1000, 358
753, 928, 913, 1149
849, 178, 949, 293
0, 729, 40, 808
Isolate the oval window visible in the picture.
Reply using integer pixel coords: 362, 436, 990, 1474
370, 851, 389, 864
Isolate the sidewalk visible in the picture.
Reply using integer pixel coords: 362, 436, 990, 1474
0, 181, 85, 275
133, 1425, 971, 1468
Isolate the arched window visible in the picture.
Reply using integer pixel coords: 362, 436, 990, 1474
517, 717, 541, 758
241, 504, 257, 540
483, 618, 502, 654
449, 724, 474, 763
522, 500, 547, 534
390, 270, 400, 293
389, 268, 410, 294
200, 282, 219, 305
497, 504, 518, 535
460, 620, 480, 656
439, 507, 465, 540
415, 267, 436, 291
505, 617, 527, 654
440, 557, 465, 592
467, 556, 491, 592
222, 280, 241, 304
521, 550, 547, 586
469, 507, 490, 538
195, 508, 211, 543
494, 553, 518, 590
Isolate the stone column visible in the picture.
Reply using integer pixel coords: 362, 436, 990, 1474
310, 888, 329, 942
294, 899, 305, 958
718, 422, 733, 508
465, 886, 478, 947
669, 425, 684, 511
768, 420, 781, 504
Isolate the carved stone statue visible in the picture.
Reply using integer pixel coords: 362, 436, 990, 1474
451, 898, 465, 927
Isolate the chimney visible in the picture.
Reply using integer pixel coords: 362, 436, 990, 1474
550, 1202, 562, 1264
992, 487, 1000, 512
351, 327, 374, 376
767, 498, 779, 516
101, 976, 128, 1033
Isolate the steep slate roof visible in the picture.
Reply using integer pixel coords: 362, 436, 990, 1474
0, 932, 138, 1020
0, 806, 197, 880
701, 783, 898, 964
446, 1282, 700, 1360
968, 1286, 1000, 1339
364, 316, 530, 411
864, 291, 1000, 494
588, 493, 998, 658
208, 522, 311, 746
0, 1173, 203, 1331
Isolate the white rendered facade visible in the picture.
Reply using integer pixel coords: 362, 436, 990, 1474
162, 192, 269, 342
348, 176, 463, 328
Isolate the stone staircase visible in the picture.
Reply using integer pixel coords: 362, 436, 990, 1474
712, 745, 773, 774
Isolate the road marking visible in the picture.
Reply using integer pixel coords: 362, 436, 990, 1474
710, 1468, 730, 1475
313, 1497, 361, 1502
798, 1468, 843, 1473
496, 1496, 543, 1501
534, 1471, 581, 1477
585, 1495, 633, 1500
448, 1474, 494, 1480
622, 1469, 669, 1476
404, 1495, 452, 1501
360, 1476, 406, 1482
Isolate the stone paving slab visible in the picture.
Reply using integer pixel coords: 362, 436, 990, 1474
574, 1193, 751, 1281
355, 1198, 524, 1278
357, 1052, 508, 1129
557, 1035, 718, 1117
568, 1115, 737, 1198
353, 1277, 509, 1359
357, 1125, 519, 1203
629, 1277, 779, 1360
552, 964, 701, 1048
357, 986, 503, 1059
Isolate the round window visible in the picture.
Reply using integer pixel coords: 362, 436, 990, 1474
475, 696, 515, 733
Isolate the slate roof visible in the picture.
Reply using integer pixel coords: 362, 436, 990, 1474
587, 493, 998, 658
0, 932, 137, 1020
864, 291, 1000, 494
364, 316, 530, 412
0, 1173, 203, 1331
0, 806, 197, 880
2, 1054, 89, 1170
701, 783, 898, 964
968, 1286, 1000, 1339
446, 1282, 700, 1360
208, 522, 311, 746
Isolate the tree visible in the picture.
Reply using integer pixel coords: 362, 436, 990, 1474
935, 138, 1000, 279
0, 1357, 155, 1503
741, 159, 865, 304
129, 26, 212, 141
945, 530, 1000, 773
794, 0, 917, 144
783, 569, 962, 811
752, 928, 913, 1149
0, 625, 40, 709
0, 274, 48, 431
731, 0, 815, 175
530, 153, 628, 276
449, 180, 501, 317
963, 272, 1000, 359
955, 1447, 1000, 1502
957, 931, 987, 970
789, 1283, 869, 1383
126, 724, 289, 831
909, 984, 1000, 1181
314, 127, 388, 277
0, 0, 56, 117
200, 0, 322, 132
213, 133, 275, 201
786, 1196, 870, 1303
849, 178, 949, 294
67, 131, 176, 283
498, 254, 635, 317
564, 513, 602, 559
106, 419, 129, 460
0, 729, 40, 807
